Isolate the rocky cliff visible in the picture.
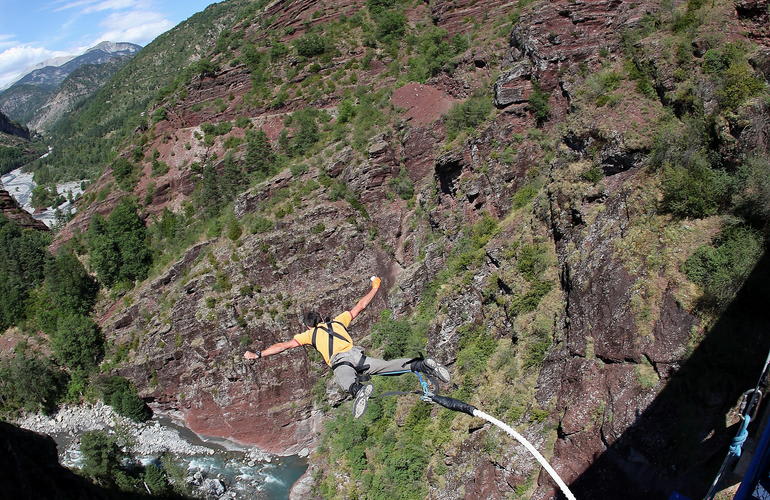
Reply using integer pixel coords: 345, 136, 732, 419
0, 189, 48, 231
46, 0, 770, 498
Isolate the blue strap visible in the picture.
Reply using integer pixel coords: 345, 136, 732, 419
730, 415, 752, 458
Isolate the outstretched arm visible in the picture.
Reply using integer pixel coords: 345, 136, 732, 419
350, 276, 381, 320
244, 339, 301, 360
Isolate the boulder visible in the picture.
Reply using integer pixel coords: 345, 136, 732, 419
493, 61, 533, 108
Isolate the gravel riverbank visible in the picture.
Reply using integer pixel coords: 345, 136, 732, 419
15, 401, 215, 458
14, 402, 308, 499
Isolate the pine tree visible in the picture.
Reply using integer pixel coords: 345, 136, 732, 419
52, 314, 104, 372
245, 129, 274, 175
87, 214, 120, 286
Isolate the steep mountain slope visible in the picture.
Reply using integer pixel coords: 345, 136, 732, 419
28, 59, 131, 133
0, 42, 140, 129
30, 0, 770, 498
33, 1, 250, 183
0, 110, 42, 177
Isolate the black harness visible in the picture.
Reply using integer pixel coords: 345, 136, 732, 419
312, 321, 354, 360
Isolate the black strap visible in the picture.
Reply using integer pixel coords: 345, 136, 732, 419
331, 356, 370, 374
310, 321, 351, 358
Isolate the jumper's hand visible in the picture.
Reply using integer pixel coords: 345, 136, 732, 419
371, 276, 382, 289
244, 350, 261, 360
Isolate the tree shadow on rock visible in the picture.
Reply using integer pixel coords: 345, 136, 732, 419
568, 250, 770, 500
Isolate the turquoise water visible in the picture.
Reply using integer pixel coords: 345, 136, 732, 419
154, 417, 308, 498
179, 453, 308, 498
54, 416, 308, 498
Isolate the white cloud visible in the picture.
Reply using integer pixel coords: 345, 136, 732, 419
83, 0, 142, 13
91, 9, 172, 46
0, 45, 69, 88
52, 0, 100, 13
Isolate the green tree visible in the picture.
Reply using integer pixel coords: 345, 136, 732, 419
112, 158, 138, 191
80, 431, 124, 484
87, 214, 121, 286
44, 252, 98, 316
289, 110, 319, 156
31, 184, 58, 210
51, 314, 104, 372
95, 376, 151, 422
143, 464, 171, 496
245, 129, 275, 175
108, 198, 151, 283
294, 33, 328, 57
0, 352, 67, 416
194, 163, 223, 217
0, 215, 50, 329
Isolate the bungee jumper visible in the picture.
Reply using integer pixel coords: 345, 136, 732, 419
244, 276, 577, 499
243, 276, 451, 418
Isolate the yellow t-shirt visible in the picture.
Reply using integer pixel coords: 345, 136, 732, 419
293, 311, 354, 365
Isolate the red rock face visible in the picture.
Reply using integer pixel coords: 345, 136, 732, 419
0, 189, 48, 231
735, 0, 770, 46
48, 0, 770, 495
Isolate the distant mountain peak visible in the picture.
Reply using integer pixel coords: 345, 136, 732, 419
86, 41, 142, 54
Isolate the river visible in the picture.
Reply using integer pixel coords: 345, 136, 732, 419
17, 403, 307, 499
1, 165, 85, 228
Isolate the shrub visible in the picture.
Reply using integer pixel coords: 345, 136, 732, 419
445, 95, 493, 140
517, 244, 549, 282
294, 33, 328, 57
661, 156, 730, 218
511, 181, 541, 209
389, 167, 414, 200
734, 156, 770, 224
111, 158, 137, 191
406, 27, 461, 82
371, 309, 420, 358
717, 63, 764, 110
151, 159, 169, 177
151, 107, 167, 123
270, 42, 289, 60
683, 224, 762, 307
251, 216, 274, 233
226, 216, 242, 241
509, 280, 553, 316
528, 81, 550, 125
374, 10, 407, 40
581, 166, 604, 183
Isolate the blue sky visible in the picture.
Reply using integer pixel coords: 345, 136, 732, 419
0, 0, 215, 87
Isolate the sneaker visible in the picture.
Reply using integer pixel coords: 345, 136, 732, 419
352, 384, 374, 419
415, 358, 451, 384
